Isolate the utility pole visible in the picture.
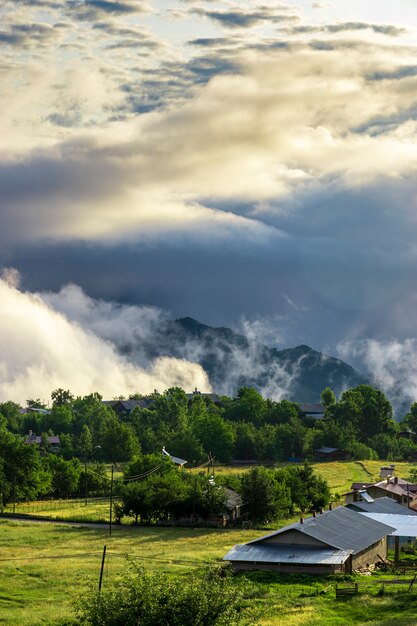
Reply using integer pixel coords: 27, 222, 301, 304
98, 545, 107, 592
85, 459, 88, 506
109, 464, 114, 536
192, 475, 197, 527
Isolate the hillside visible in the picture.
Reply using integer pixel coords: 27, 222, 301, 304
145, 317, 368, 402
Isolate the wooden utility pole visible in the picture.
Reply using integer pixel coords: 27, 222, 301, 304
98, 545, 106, 592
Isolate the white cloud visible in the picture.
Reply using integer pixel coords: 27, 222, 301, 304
0, 277, 211, 404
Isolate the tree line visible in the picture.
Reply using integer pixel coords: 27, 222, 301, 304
1, 383, 417, 513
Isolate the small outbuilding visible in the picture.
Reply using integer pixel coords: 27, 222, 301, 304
224, 506, 394, 575
314, 446, 348, 461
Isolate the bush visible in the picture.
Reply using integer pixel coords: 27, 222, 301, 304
74, 566, 252, 626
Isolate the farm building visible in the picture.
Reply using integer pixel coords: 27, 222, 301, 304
299, 403, 324, 420
224, 506, 394, 575
314, 446, 348, 461
25, 431, 60, 452
347, 496, 417, 516
357, 512, 417, 549
346, 477, 417, 507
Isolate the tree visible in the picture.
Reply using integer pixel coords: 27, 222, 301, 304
51, 388, 74, 407
241, 467, 290, 524
402, 402, 417, 433
333, 385, 394, 441
278, 464, 331, 513
265, 399, 299, 425
321, 387, 336, 412
46, 456, 81, 498
226, 387, 267, 427
99, 419, 139, 462
0, 401, 23, 433
192, 414, 235, 463
0, 429, 46, 504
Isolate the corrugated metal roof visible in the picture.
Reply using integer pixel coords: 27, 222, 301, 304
359, 513, 417, 538
249, 507, 395, 555
348, 497, 417, 516
363, 513, 415, 533
223, 544, 351, 565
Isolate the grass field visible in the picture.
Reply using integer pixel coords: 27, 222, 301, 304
2, 518, 417, 625
216, 460, 417, 499
2, 460, 417, 625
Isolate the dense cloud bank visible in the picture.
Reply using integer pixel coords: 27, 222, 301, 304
1, 1, 417, 388
0, 276, 210, 404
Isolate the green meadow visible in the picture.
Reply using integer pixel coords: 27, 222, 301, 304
2, 518, 417, 626
2, 460, 417, 625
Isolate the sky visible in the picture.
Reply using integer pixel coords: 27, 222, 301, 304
1, 0, 417, 402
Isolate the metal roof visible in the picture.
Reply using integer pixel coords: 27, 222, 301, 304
223, 544, 351, 566
315, 446, 340, 454
299, 403, 324, 414
162, 448, 187, 466
249, 507, 395, 555
359, 513, 417, 538
347, 497, 417, 516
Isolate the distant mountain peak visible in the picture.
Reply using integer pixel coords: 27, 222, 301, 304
147, 317, 368, 402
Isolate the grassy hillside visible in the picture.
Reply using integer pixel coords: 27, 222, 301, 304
2, 518, 417, 626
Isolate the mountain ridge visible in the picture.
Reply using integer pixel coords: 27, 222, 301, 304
145, 316, 369, 402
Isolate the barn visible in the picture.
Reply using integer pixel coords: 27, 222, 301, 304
224, 507, 394, 575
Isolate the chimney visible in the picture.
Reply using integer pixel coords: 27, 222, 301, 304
329, 502, 333, 510
319, 508, 323, 514
300, 516, 304, 524
394, 476, 398, 484
312, 511, 316, 518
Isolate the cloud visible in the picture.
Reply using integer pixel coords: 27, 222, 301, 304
337, 339, 417, 416
192, 7, 299, 29
282, 22, 407, 37
0, 277, 211, 404
70, 0, 151, 20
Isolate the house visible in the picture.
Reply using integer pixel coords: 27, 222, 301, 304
299, 404, 325, 420
314, 446, 348, 461
185, 388, 222, 405
347, 477, 417, 507
223, 506, 394, 575
347, 496, 417, 516
223, 488, 242, 522
102, 398, 154, 417
25, 431, 60, 452
356, 512, 417, 549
